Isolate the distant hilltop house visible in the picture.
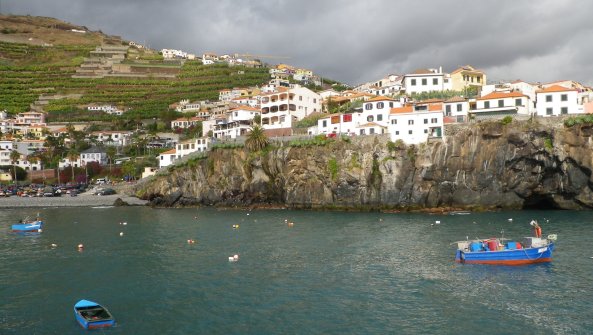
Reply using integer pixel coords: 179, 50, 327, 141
161, 48, 195, 60
86, 104, 126, 116
169, 99, 201, 113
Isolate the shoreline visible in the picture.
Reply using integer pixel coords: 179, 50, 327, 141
0, 193, 148, 208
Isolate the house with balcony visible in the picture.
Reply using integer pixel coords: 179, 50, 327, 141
260, 86, 321, 135
443, 96, 470, 123
450, 65, 486, 92
212, 106, 260, 139
403, 67, 452, 95
171, 116, 203, 129
15, 111, 46, 125
535, 85, 581, 117
471, 91, 532, 120
360, 96, 401, 129
175, 137, 211, 159
389, 102, 444, 144
90, 131, 132, 147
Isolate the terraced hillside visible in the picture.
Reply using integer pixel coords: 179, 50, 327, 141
0, 41, 271, 121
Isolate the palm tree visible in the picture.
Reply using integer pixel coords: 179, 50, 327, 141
67, 148, 80, 183
106, 146, 116, 175
245, 125, 269, 152
9, 150, 20, 185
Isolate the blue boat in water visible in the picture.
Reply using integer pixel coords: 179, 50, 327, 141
11, 216, 43, 233
454, 220, 557, 265
74, 300, 115, 330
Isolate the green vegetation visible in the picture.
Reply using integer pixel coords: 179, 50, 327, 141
544, 138, 553, 150
327, 158, 339, 180
501, 116, 513, 125
244, 125, 269, 152
0, 43, 271, 121
288, 135, 333, 147
564, 114, 593, 127
387, 139, 405, 152
406, 86, 479, 101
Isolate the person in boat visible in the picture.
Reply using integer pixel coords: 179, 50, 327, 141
531, 220, 542, 238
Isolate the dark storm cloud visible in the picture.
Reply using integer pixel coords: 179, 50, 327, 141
3, 0, 593, 85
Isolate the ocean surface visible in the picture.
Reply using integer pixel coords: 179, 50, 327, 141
1, 207, 592, 334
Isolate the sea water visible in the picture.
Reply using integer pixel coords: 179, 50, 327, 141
1, 207, 592, 334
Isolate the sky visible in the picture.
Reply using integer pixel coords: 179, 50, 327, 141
3, 0, 593, 86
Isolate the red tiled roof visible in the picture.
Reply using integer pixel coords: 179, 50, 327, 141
367, 95, 394, 102
390, 106, 414, 114
536, 85, 577, 93
445, 96, 466, 103
161, 148, 176, 155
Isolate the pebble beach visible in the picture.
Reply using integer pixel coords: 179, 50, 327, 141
0, 192, 148, 208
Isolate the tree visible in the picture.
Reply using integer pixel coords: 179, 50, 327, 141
106, 146, 117, 174
122, 160, 136, 181
67, 148, 80, 183
245, 125, 269, 152
9, 150, 20, 185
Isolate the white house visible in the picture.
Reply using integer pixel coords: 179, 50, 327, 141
317, 113, 358, 136
471, 91, 532, 119
161, 49, 188, 59
535, 85, 581, 117
212, 106, 260, 139
90, 131, 132, 147
260, 86, 321, 133
360, 96, 401, 129
389, 102, 444, 144
175, 137, 211, 159
403, 68, 452, 95
0, 140, 14, 150
159, 148, 176, 168
443, 96, 470, 123
171, 117, 202, 129
80, 147, 108, 166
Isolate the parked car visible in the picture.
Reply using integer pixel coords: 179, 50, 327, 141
97, 188, 116, 196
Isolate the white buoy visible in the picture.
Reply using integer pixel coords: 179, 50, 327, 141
247, 213, 250, 216
119, 232, 124, 236
51, 243, 58, 248
77, 243, 84, 250
435, 221, 441, 224
187, 239, 195, 244
229, 255, 239, 262
122, 222, 127, 226
508, 218, 513, 222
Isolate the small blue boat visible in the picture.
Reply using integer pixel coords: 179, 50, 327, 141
454, 220, 557, 265
74, 300, 115, 330
11, 217, 43, 233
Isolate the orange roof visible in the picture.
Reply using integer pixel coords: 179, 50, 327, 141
451, 65, 484, 75
418, 98, 443, 103
477, 91, 527, 100
536, 85, 577, 93
367, 95, 394, 102
230, 105, 260, 112
428, 103, 443, 111
390, 106, 414, 114
358, 122, 386, 128
161, 148, 176, 155
319, 113, 342, 119
411, 68, 434, 75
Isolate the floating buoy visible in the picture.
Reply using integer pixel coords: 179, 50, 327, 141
435, 221, 441, 224
232, 224, 240, 229
122, 222, 127, 226
51, 243, 58, 248
508, 218, 513, 222
119, 232, 124, 236
77, 243, 84, 250
187, 239, 195, 244
229, 254, 239, 262
247, 213, 250, 216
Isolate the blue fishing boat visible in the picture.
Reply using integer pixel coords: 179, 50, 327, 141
454, 220, 557, 265
74, 300, 115, 330
11, 217, 43, 233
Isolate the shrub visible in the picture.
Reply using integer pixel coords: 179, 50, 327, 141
501, 116, 513, 125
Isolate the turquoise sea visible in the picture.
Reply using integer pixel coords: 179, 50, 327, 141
1, 207, 592, 334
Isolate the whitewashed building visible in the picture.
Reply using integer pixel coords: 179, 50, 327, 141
389, 102, 444, 144
443, 96, 470, 123
535, 85, 581, 117
175, 137, 211, 159
471, 91, 532, 119
212, 106, 260, 139
91, 131, 132, 147
159, 148, 176, 168
260, 86, 321, 132
171, 117, 202, 129
403, 68, 451, 95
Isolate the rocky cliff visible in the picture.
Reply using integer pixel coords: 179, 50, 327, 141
137, 120, 593, 210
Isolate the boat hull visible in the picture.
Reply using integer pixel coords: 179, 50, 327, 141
73, 300, 115, 330
456, 242, 554, 265
11, 221, 43, 233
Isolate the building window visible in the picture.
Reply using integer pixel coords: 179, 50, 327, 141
365, 103, 372, 110
391, 119, 397, 125
389, 102, 393, 108
424, 119, 428, 124
367, 115, 374, 122
561, 107, 568, 114
395, 131, 399, 135
322, 120, 327, 127
421, 78, 427, 86
445, 105, 451, 115
377, 114, 383, 121
411, 79, 416, 86
377, 102, 384, 109
515, 98, 522, 106
561, 94, 567, 102
369, 128, 375, 134
546, 107, 553, 115
546, 95, 552, 102
457, 104, 462, 112
408, 130, 413, 135
484, 101, 490, 108
431, 118, 437, 123
424, 129, 428, 133
433, 78, 438, 85
498, 100, 504, 107
408, 120, 414, 125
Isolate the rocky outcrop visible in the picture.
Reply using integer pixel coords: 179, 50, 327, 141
137, 120, 593, 210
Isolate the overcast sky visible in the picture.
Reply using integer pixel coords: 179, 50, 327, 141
3, 0, 593, 86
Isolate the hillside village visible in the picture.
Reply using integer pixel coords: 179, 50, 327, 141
2, 22, 593, 184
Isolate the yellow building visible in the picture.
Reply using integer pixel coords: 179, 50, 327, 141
450, 65, 486, 92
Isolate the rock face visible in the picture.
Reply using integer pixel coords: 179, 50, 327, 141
138, 121, 593, 210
